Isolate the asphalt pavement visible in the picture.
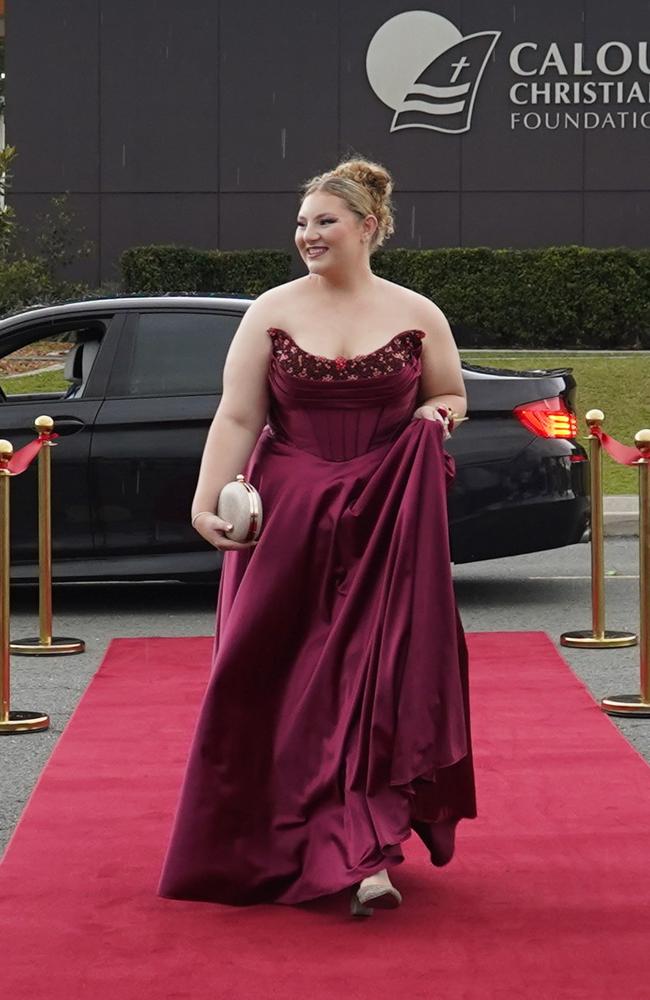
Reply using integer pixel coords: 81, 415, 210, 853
1, 536, 648, 856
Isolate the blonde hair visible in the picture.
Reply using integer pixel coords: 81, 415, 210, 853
300, 157, 395, 253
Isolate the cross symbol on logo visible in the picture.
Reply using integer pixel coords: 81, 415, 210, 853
366, 11, 501, 134
450, 56, 470, 82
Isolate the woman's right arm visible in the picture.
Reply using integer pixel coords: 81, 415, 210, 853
191, 298, 274, 551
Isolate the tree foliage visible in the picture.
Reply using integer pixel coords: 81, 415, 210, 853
0, 148, 93, 315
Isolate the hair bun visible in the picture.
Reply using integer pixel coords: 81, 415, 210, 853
334, 159, 393, 203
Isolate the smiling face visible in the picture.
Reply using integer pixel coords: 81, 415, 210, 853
295, 191, 377, 276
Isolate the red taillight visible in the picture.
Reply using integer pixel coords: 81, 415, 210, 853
514, 397, 578, 439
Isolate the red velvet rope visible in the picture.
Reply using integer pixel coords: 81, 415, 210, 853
6, 432, 59, 476
590, 425, 645, 466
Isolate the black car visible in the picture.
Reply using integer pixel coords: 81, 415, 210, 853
0, 296, 589, 582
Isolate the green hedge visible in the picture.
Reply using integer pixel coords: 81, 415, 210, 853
120, 245, 292, 298
119, 244, 650, 348
373, 246, 650, 348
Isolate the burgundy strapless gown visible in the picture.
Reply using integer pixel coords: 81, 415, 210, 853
158, 328, 477, 906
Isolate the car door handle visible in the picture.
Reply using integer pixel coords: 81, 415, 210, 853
52, 416, 87, 437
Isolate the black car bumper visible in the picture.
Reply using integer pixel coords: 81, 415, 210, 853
448, 436, 589, 563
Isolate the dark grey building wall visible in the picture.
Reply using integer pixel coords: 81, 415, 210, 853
7, 1, 650, 285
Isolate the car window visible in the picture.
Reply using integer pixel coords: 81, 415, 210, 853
112, 311, 242, 397
0, 323, 105, 400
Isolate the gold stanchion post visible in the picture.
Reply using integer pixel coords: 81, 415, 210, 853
602, 429, 650, 716
10, 416, 85, 656
0, 440, 49, 733
561, 409, 637, 649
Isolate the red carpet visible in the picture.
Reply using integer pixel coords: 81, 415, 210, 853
1, 632, 650, 999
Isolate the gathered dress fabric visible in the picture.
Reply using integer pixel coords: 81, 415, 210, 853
158, 328, 477, 906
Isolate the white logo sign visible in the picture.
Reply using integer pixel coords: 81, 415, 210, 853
367, 10, 650, 133
366, 11, 500, 134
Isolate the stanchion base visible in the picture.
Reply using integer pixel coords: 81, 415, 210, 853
560, 629, 637, 649
601, 693, 650, 717
0, 710, 50, 734
9, 636, 85, 656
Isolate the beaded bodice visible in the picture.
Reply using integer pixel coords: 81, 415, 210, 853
264, 327, 424, 459
267, 328, 425, 381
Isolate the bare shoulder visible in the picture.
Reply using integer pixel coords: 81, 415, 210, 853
230, 278, 303, 350
414, 294, 452, 338
249, 277, 309, 311
375, 277, 452, 339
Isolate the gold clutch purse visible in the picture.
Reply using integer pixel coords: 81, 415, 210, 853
216, 474, 263, 542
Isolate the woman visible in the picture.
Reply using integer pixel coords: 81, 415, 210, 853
158, 157, 477, 916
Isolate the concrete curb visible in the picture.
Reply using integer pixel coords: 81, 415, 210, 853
604, 495, 638, 537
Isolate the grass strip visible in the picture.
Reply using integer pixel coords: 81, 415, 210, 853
0, 370, 68, 395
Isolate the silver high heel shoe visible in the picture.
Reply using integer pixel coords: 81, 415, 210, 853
350, 869, 402, 916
